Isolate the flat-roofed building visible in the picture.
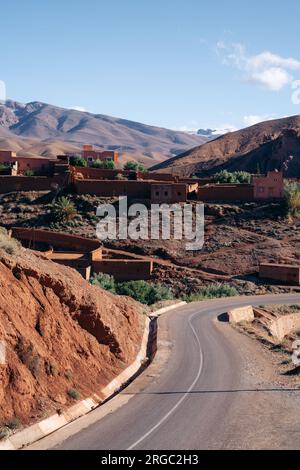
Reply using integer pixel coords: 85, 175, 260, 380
259, 263, 300, 285
252, 170, 284, 199
0, 149, 56, 175
151, 183, 187, 203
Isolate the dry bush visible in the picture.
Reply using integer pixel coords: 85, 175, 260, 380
0, 227, 21, 255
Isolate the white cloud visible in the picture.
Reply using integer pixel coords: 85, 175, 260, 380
243, 114, 276, 127
216, 42, 300, 91
247, 51, 300, 70
247, 68, 292, 91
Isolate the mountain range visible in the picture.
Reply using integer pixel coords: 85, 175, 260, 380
151, 115, 300, 178
0, 100, 207, 166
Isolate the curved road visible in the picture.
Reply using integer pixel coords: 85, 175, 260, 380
30, 294, 300, 450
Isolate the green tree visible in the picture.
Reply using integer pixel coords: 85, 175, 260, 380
69, 155, 87, 167
124, 161, 147, 173
213, 170, 251, 184
92, 159, 115, 169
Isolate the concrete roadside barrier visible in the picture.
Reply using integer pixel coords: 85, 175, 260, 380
150, 301, 187, 318
269, 313, 300, 341
228, 305, 254, 324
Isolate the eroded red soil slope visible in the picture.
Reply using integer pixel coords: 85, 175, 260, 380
0, 246, 145, 426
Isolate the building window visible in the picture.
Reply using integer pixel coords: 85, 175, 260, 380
164, 191, 168, 196
155, 191, 159, 196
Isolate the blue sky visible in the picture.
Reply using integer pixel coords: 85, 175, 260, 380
1, 0, 300, 131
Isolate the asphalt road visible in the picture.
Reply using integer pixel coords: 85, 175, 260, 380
33, 293, 300, 450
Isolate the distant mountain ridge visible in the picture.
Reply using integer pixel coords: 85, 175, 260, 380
0, 100, 207, 166
151, 115, 300, 177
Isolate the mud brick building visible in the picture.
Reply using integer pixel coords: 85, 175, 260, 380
11, 228, 153, 281
60, 145, 119, 167
151, 183, 187, 203
259, 263, 300, 285
0, 150, 56, 175
252, 170, 284, 199
198, 183, 254, 202
198, 171, 284, 202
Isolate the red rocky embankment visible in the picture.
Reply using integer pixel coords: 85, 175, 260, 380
0, 244, 145, 427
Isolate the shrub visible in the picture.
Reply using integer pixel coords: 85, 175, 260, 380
213, 170, 251, 184
0, 427, 10, 440
124, 161, 147, 173
284, 181, 300, 217
67, 388, 80, 400
24, 169, 35, 176
184, 283, 238, 302
28, 355, 40, 379
90, 272, 116, 293
16, 340, 41, 378
116, 280, 173, 305
6, 417, 21, 431
137, 163, 147, 173
51, 197, 77, 222
92, 159, 115, 169
0, 227, 21, 255
90, 274, 173, 305
46, 363, 58, 377
69, 155, 87, 167
0, 164, 10, 171
64, 370, 73, 380
290, 305, 300, 311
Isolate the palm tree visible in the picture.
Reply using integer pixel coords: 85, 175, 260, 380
51, 197, 77, 222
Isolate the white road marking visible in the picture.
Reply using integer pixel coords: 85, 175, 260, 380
127, 313, 204, 450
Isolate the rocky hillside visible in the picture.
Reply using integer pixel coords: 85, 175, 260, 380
0, 232, 145, 427
151, 115, 300, 177
0, 100, 206, 166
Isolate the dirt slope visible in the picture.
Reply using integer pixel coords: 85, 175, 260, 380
0, 243, 145, 427
151, 115, 300, 177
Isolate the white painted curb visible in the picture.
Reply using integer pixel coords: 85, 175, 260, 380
150, 301, 187, 317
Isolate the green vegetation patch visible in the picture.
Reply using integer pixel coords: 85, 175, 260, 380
212, 170, 252, 184
184, 283, 238, 302
90, 273, 173, 305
